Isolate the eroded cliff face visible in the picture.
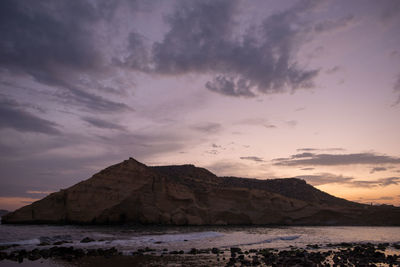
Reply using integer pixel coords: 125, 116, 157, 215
3, 158, 400, 225
3, 158, 156, 224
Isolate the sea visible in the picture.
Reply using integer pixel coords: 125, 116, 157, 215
1, 222, 400, 266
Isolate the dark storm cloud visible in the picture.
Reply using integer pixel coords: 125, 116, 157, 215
0, 0, 330, 106
54, 82, 132, 113
0, 98, 60, 135
151, 0, 319, 97
0, 0, 99, 73
274, 152, 400, 166
370, 167, 387, 174
0, 0, 134, 112
206, 76, 256, 98
81, 117, 126, 131
116, 32, 152, 71
240, 156, 264, 162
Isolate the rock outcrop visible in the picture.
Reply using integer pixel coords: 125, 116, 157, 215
3, 158, 400, 225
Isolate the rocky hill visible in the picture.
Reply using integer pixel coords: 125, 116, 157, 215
3, 158, 400, 225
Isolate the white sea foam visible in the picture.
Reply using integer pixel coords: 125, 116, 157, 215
114, 231, 222, 245
231, 235, 301, 247
0, 238, 40, 246
1, 225, 399, 251
71, 231, 223, 248
278, 235, 301, 241
139, 231, 223, 243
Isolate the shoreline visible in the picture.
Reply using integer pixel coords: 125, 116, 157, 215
1, 242, 400, 266
3, 221, 400, 227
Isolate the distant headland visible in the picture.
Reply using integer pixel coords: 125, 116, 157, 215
3, 158, 400, 225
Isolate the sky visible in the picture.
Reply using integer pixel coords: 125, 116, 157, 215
1, 0, 400, 211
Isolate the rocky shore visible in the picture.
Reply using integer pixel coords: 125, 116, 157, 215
1, 240, 399, 266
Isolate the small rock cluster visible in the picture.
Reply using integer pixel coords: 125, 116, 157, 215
0, 246, 120, 263
0, 240, 399, 266
224, 243, 400, 267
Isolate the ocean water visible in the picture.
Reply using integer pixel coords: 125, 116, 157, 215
1, 223, 399, 254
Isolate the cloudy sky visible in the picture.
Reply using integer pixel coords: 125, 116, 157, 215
1, 0, 400, 210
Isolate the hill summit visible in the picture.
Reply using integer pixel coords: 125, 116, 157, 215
3, 158, 400, 225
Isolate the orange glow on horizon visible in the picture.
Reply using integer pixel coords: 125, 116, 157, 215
0, 197, 39, 212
